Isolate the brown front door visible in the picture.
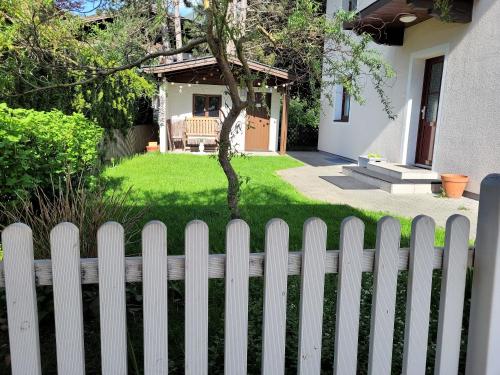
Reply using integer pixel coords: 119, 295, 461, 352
245, 93, 271, 151
415, 56, 444, 166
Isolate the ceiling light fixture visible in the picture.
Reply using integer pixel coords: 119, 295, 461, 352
399, 14, 417, 23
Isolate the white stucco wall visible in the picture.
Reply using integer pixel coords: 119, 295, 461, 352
159, 83, 281, 152
319, 0, 500, 194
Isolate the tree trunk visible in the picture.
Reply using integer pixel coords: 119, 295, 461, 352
173, 0, 183, 62
218, 108, 242, 219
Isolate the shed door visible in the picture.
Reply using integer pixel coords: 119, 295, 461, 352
245, 93, 271, 151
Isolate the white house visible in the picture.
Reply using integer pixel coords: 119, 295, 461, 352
319, 0, 500, 197
146, 57, 292, 154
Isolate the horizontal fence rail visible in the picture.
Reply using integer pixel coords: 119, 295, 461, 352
0, 215, 474, 375
0, 248, 475, 287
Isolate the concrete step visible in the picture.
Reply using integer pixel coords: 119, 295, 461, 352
367, 161, 440, 180
343, 166, 442, 194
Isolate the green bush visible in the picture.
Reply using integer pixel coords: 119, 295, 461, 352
288, 96, 320, 128
0, 103, 103, 202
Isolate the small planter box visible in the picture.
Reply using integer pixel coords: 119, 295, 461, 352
358, 155, 386, 168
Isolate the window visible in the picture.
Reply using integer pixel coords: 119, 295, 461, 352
193, 94, 222, 117
343, 0, 357, 11
334, 85, 350, 122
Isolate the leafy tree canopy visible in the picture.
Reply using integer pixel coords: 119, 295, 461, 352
0, 0, 156, 131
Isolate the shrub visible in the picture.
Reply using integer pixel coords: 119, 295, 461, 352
288, 96, 320, 129
0, 103, 103, 202
0, 176, 145, 258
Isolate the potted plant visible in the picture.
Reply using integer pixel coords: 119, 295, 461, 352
440, 174, 469, 198
358, 153, 386, 168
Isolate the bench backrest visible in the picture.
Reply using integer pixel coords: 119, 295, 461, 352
185, 117, 220, 136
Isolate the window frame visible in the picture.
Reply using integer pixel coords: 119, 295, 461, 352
192, 94, 222, 117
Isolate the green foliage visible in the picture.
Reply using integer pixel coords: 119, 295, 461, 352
0, 103, 103, 202
289, 96, 321, 128
0, 0, 156, 132
72, 69, 155, 132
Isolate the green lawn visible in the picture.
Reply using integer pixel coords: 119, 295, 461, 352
100, 153, 457, 374
103, 153, 445, 255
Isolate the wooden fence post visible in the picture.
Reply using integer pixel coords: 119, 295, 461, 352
466, 174, 500, 374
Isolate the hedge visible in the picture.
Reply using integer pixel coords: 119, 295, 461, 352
0, 103, 103, 202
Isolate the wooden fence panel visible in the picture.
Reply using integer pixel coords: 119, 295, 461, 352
0, 213, 476, 374
142, 221, 169, 375
98, 222, 128, 374
402, 216, 436, 375
185, 220, 209, 375
224, 220, 250, 375
50, 223, 85, 375
297, 218, 327, 374
435, 215, 469, 375
261, 219, 289, 375
368, 217, 401, 375
334, 217, 365, 375
2, 223, 42, 375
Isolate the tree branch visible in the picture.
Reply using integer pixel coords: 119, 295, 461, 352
9, 36, 208, 96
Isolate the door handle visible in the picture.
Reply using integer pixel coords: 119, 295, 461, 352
420, 106, 426, 120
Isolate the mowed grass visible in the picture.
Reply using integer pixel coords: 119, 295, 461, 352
100, 153, 457, 374
103, 152, 445, 254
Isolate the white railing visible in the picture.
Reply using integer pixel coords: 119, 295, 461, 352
1, 174, 500, 374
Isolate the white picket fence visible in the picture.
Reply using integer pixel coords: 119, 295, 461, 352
1, 174, 500, 374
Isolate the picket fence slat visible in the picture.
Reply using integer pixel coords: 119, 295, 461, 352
261, 219, 289, 375
334, 217, 365, 375
50, 223, 85, 375
224, 219, 250, 375
185, 220, 209, 375
368, 217, 401, 375
142, 221, 169, 375
434, 215, 470, 375
298, 218, 327, 374
98, 222, 128, 374
2, 224, 42, 375
0, 247, 474, 287
402, 216, 436, 375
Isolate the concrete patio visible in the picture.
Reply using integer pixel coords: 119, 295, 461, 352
281, 151, 479, 238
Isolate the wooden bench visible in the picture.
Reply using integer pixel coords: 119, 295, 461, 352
184, 117, 220, 150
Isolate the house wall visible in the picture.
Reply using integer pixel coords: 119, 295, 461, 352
319, 0, 500, 194
159, 83, 281, 152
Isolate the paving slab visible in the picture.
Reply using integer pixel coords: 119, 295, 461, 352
282, 152, 479, 239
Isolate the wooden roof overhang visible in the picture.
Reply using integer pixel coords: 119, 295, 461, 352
143, 56, 293, 87
345, 0, 473, 46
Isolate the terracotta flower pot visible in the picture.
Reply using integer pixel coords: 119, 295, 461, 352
441, 174, 469, 198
